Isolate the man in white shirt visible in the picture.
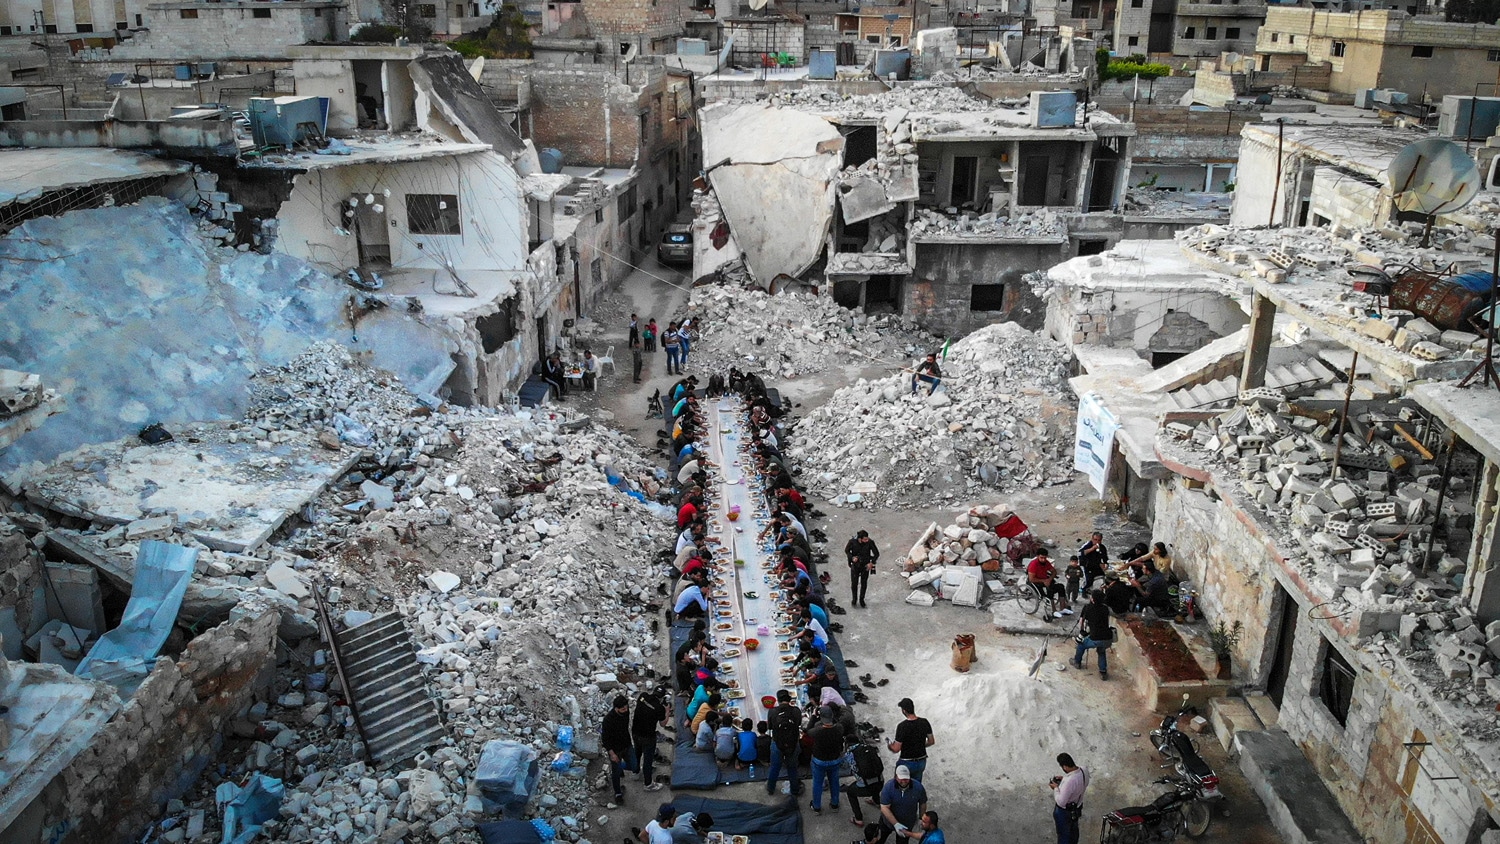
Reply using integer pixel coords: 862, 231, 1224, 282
673, 579, 709, 619
1050, 753, 1089, 844
636, 804, 678, 844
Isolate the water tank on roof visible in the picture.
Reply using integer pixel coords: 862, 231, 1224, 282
808, 48, 836, 79
539, 148, 564, 174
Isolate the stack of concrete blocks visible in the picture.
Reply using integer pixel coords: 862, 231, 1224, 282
1072, 310, 1110, 345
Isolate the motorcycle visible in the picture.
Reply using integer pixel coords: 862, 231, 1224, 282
1100, 777, 1201, 842
1147, 694, 1221, 836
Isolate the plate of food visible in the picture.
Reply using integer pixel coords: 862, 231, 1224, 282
732, 835, 750, 844
707, 833, 725, 844
724, 679, 740, 689
725, 689, 746, 700
724, 636, 742, 645
722, 648, 741, 657
778, 642, 794, 653
780, 654, 797, 664
774, 627, 792, 636
714, 622, 734, 631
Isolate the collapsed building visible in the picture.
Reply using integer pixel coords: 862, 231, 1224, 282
693, 79, 1143, 334
1039, 112, 1500, 839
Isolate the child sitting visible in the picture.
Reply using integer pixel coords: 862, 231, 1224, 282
695, 711, 719, 752
735, 718, 758, 770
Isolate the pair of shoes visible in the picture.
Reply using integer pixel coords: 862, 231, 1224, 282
860, 601, 868, 608
851, 819, 865, 827
644, 783, 663, 792
1100, 671, 1108, 680
1053, 611, 1064, 618
614, 792, 625, 803
809, 804, 822, 814
1061, 608, 1075, 615
832, 803, 840, 810
1069, 660, 1082, 670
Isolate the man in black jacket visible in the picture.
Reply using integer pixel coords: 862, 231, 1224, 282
1070, 590, 1114, 680
1077, 533, 1109, 600
633, 686, 671, 792
765, 689, 803, 797
602, 694, 635, 804
845, 530, 879, 608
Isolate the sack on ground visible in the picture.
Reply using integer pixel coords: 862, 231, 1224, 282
950, 632, 977, 672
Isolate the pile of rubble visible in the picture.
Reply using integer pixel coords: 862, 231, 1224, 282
910, 207, 1068, 240
902, 505, 1020, 571
138, 344, 677, 843
1123, 189, 1232, 220
683, 283, 935, 378
1159, 393, 1500, 722
790, 322, 1076, 507
765, 81, 1006, 116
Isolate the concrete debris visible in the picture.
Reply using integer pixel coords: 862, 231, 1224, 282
100, 340, 679, 843
1160, 395, 1500, 732
0, 370, 44, 417
683, 283, 935, 379
791, 322, 1075, 507
909, 207, 1068, 240
1123, 190, 1232, 220
902, 505, 1019, 571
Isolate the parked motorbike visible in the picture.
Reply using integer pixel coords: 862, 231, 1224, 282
1147, 694, 1221, 836
1100, 777, 1201, 842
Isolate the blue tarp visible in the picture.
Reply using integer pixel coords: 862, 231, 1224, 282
477, 820, 544, 844
76, 539, 196, 696
669, 795, 805, 844
217, 774, 285, 844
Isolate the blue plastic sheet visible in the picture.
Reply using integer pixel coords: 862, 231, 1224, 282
76, 539, 196, 696
217, 774, 285, 844
477, 739, 540, 816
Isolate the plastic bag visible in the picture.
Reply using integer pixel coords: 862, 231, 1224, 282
477, 740, 541, 816
555, 725, 574, 749
549, 751, 574, 772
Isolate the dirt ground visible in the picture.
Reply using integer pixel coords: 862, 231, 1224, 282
573, 263, 1284, 844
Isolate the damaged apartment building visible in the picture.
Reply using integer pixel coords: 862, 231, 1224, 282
693, 78, 1138, 334
1037, 109, 1500, 841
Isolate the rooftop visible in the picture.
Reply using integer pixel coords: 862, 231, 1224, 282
1239, 121, 1421, 182
239, 135, 491, 170
0, 149, 189, 209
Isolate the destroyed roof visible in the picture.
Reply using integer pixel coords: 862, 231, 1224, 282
408, 53, 526, 159
1239, 122, 1420, 182
1048, 238, 1244, 293
0, 149, 189, 209
522, 172, 574, 201
239, 135, 491, 170
1409, 382, 1500, 466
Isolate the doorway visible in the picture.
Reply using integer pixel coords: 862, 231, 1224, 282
865, 275, 901, 313
535, 314, 549, 363
355, 204, 390, 265
1021, 155, 1050, 206
951, 156, 979, 208
1265, 584, 1298, 707
1088, 158, 1118, 212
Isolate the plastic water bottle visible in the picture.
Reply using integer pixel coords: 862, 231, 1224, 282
749, 764, 756, 779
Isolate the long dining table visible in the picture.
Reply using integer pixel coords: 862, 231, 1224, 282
699, 396, 801, 727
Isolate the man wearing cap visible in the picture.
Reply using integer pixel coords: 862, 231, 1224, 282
669, 810, 715, 844
602, 694, 635, 805
887, 698, 935, 782
766, 689, 804, 797
808, 707, 846, 814
845, 530, 879, 608
637, 804, 679, 844
876, 764, 927, 844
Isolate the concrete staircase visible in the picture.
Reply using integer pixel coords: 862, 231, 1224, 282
336, 612, 448, 766
1168, 360, 1337, 410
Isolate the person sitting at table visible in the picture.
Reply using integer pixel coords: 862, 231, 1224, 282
680, 553, 708, 582
808, 663, 841, 702
778, 510, 808, 542
793, 579, 827, 612
581, 349, 598, 391
675, 522, 704, 555
686, 668, 717, 718
728, 368, 747, 394
796, 625, 829, 656
691, 691, 723, 736
821, 687, 858, 740
677, 494, 703, 530
672, 572, 709, 620
543, 351, 567, 399
695, 710, 720, 753
798, 596, 830, 632
795, 646, 833, 686
1128, 542, 1175, 582
706, 373, 726, 398
1130, 560, 1173, 616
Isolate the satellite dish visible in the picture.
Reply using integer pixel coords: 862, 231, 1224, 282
1386, 137, 1481, 217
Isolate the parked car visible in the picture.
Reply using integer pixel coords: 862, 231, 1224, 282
657, 224, 693, 266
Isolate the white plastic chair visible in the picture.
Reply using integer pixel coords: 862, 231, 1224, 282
597, 345, 616, 375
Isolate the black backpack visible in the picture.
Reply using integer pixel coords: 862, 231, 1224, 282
769, 705, 801, 751
852, 744, 883, 783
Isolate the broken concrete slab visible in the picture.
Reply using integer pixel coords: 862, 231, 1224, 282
42, 562, 107, 635
265, 561, 311, 600
1235, 729, 1362, 844
23, 426, 360, 553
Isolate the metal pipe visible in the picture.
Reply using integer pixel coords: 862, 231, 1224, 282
1330, 351, 1358, 479
1422, 434, 1458, 571
1267, 118, 1284, 227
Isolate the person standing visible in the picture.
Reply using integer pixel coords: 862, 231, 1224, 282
844, 740, 885, 828
678, 316, 693, 366
629, 313, 640, 348
876, 765, 927, 844
845, 530, 879, 608
1078, 532, 1109, 600
766, 689, 803, 797
808, 708, 845, 814
632, 336, 645, 384
887, 698, 935, 782
1071, 589, 1114, 680
633, 686, 670, 792
644, 317, 658, 353
1050, 753, 1088, 844
662, 323, 682, 375
602, 694, 635, 805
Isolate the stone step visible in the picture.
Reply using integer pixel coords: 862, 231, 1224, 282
1243, 692, 1280, 728
1235, 728, 1361, 844
1208, 696, 1263, 753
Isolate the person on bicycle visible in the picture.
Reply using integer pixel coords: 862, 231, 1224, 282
1026, 549, 1072, 619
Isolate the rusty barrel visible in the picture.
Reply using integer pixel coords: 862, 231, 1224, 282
1390, 270, 1493, 331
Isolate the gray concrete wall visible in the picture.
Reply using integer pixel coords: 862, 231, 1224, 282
0, 118, 234, 151
13, 605, 278, 844
907, 240, 1062, 335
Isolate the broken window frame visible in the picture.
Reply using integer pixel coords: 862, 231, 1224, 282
969, 283, 1006, 312
1317, 638, 1357, 727
407, 193, 462, 236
